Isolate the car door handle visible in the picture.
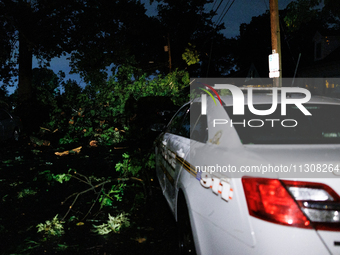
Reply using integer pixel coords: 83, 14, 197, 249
176, 148, 185, 158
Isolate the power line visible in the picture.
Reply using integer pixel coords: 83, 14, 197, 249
215, 0, 229, 25
216, 0, 231, 25
211, 0, 218, 12
217, 0, 236, 26
204, 0, 236, 77
214, 0, 225, 14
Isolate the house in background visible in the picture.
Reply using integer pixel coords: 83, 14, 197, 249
297, 31, 340, 96
298, 31, 340, 77
313, 31, 340, 62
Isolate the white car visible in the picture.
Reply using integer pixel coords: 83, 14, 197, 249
154, 85, 340, 255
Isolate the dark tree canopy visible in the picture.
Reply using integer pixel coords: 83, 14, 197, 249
155, 0, 235, 76
233, 12, 272, 77
285, 0, 340, 31
31, 67, 61, 105
0, 0, 80, 104
0, 0, 238, 102
0, 0, 165, 100
68, 0, 165, 84
0, 1, 16, 85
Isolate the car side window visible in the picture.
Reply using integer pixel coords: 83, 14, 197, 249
167, 102, 208, 142
190, 102, 208, 143
167, 104, 190, 135
0, 109, 10, 121
178, 109, 190, 138
191, 115, 208, 143
175, 102, 203, 139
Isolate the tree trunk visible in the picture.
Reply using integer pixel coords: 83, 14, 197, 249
18, 31, 33, 103
17, 31, 35, 133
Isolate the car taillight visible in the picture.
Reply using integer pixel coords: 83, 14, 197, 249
283, 180, 340, 231
242, 177, 312, 228
242, 177, 340, 230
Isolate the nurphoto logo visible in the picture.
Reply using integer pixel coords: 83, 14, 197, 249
200, 84, 311, 116
197, 83, 312, 128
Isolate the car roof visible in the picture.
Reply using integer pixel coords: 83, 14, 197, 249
190, 87, 340, 106
219, 91, 340, 106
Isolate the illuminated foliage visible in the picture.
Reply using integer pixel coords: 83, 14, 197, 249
182, 43, 200, 66
284, 0, 340, 31
92, 212, 130, 235
36, 215, 65, 238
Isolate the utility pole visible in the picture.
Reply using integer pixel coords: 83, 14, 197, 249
269, 0, 282, 87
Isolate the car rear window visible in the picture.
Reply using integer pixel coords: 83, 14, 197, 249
224, 104, 340, 144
